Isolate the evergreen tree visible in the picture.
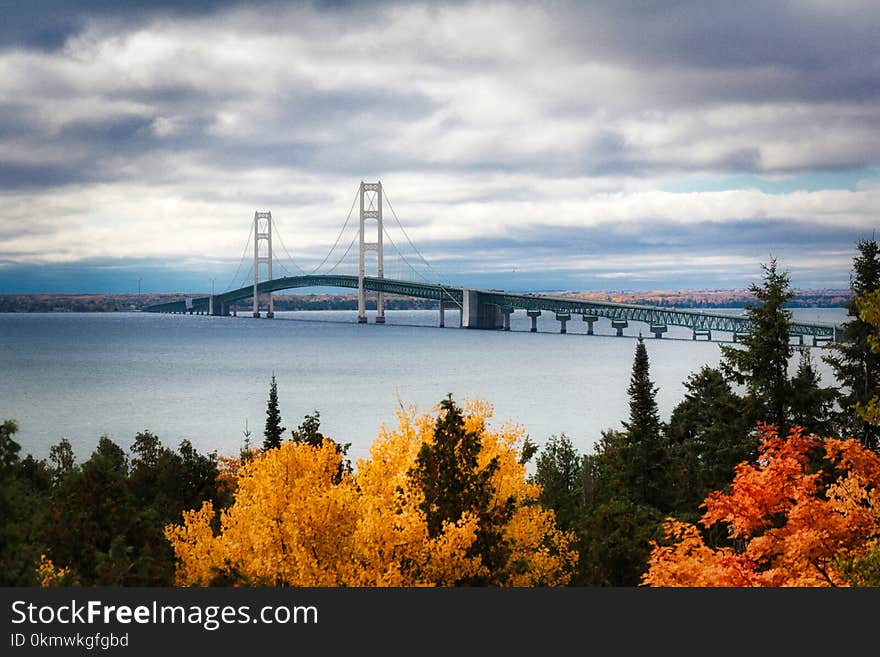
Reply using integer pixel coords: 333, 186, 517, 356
577, 497, 664, 587
532, 434, 584, 533
721, 257, 794, 435
0, 419, 21, 473
262, 373, 286, 451
580, 430, 665, 586
665, 366, 754, 519
409, 395, 515, 585
824, 238, 880, 450
574, 340, 670, 586
48, 438, 76, 485
789, 347, 836, 436
290, 411, 326, 447
290, 411, 352, 483
622, 335, 668, 510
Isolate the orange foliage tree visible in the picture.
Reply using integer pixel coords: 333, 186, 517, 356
642, 424, 880, 586
165, 398, 577, 586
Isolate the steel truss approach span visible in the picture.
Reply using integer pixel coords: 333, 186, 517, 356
144, 274, 839, 340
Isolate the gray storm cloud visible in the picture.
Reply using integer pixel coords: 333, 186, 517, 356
0, 0, 877, 293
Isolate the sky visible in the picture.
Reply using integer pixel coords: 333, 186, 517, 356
0, 0, 878, 294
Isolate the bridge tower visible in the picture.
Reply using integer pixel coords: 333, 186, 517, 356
358, 181, 385, 324
252, 210, 274, 318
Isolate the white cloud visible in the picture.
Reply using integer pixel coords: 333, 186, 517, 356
0, 1, 877, 290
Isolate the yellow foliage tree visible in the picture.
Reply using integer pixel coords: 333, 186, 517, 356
36, 554, 75, 587
165, 398, 577, 586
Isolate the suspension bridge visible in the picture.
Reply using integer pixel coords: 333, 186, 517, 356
144, 181, 843, 345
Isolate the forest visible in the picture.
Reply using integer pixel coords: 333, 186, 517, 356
2, 240, 880, 587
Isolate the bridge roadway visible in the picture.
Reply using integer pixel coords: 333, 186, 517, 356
143, 274, 843, 344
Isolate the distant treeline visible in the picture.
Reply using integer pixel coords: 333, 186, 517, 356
0, 293, 438, 313
0, 289, 853, 313
565, 289, 852, 308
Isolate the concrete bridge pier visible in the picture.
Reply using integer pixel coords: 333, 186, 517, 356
650, 324, 668, 339
527, 310, 541, 332
502, 307, 514, 330
582, 315, 598, 335
732, 333, 747, 343
439, 301, 461, 328
693, 329, 711, 340
611, 319, 628, 336
556, 313, 571, 334
461, 290, 503, 329
232, 307, 237, 316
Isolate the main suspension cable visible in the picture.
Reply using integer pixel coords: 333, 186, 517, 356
271, 215, 308, 275
311, 188, 360, 274
224, 216, 255, 292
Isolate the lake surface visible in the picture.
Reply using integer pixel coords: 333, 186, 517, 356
0, 307, 848, 466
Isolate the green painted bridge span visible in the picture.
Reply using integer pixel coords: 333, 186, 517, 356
143, 274, 841, 340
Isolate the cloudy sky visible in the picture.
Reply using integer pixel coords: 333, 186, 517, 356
1, 0, 878, 294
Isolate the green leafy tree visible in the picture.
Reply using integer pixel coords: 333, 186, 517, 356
721, 257, 794, 435
0, 420, 50, 585
45, 436, 133, 584
41, 432, 222, 586
838, 544, 880, 586
409, 394, 515, 585
824, 238, 880, 450
262, 373, 286, 451
665, 366, 755, 520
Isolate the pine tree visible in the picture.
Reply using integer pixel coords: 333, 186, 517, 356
622, 335, 667, 510
665, 366, 754, 517
823, 238, 880, 450
720, 257, 794, 436
262, 373, 286, 451
409, 394, 514, 585
789, 347, 836, 436
290, 411, 352, 483
532, 434, 584, 533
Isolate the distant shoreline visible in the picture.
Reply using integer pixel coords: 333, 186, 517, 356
0, 289, 853, 313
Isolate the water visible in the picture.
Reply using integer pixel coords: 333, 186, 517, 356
0, 307, 847, 466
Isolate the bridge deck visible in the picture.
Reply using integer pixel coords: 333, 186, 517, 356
143, 274, 840, 339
